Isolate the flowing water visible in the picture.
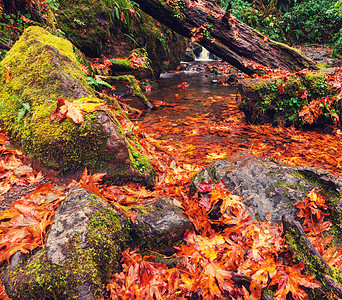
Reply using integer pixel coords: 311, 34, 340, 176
124, 62, 248, 167
122, 61, 342, 177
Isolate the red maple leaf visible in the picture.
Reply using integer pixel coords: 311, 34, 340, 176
270, 263, 321, 300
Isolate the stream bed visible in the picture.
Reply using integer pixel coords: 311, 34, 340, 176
122, 62, 342, 177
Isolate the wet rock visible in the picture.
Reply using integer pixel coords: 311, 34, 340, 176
210, 66, 222, 75
193, 43, 203, 58
132, 197, 193, 255
191, 151, 342, 224
2, 188, 194, 299
183, 48, 196, 62
2, 186, 130, 300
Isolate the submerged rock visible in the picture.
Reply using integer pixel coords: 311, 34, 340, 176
2, 186, 130, 299
191, 151, 342, 224
0, 26, 155, 186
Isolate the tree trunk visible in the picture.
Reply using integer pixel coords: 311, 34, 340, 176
134, 0, 317, 75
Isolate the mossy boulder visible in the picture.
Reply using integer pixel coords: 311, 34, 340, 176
238, 70, 336, 127
1, 187, 194, 299
54, 0, 187, 76
2, 186, 131, 299
0, 26, 155, 186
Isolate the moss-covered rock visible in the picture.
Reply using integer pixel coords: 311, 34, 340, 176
2, 186, 131, 299
0, 26, 155, 186
109, 57, 153, 79
239, 70, 335, 127
1, 187, 195, 299
54, 0, 187, 76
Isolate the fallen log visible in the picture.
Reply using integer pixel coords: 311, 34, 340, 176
134, 0, 317, 75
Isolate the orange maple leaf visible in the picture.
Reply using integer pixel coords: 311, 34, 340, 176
0, 183, 65, 264
270, 263, 321, 300
4, 64, 11, 83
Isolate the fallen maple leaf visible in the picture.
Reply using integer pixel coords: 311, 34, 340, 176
50, 97, 105, 124
0, 183, 66, 264
270, 263, 321, 300
176, 82, 189, 89
4, 64, 10, 83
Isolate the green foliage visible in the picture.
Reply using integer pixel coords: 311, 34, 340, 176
220, 0, 342, 44
0, 13, 34, 61
105, 0, 141, 30
0, 1, 61, 62
281, 0, 342, 44
165, 0, 186, 20
43, 0, 60, 10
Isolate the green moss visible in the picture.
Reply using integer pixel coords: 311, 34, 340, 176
0, 27, 103, 170
0, 26, 154, 184
292, 170, 340, 201
110, 58, 133, 70
316, 62, 330, 69
126, 137, 153, 175
239, 72, 332, 126
55, 0, 186, 75
106, 74, 153, 108
285, 226, 342, 296
6, 209, 130, 299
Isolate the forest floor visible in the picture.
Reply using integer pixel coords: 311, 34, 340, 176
1, 45, 342, 299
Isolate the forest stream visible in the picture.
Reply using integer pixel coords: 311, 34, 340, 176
124, 61, 342, 178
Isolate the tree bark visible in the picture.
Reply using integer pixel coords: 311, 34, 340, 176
134, 0, 317, 75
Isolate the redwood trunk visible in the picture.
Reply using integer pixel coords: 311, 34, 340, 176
134, 0, 317, 75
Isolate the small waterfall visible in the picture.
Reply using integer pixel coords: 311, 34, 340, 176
195, 47, 221, 62
195, 47, 211, 61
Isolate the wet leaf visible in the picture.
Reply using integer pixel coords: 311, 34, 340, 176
270, 263, 321, 300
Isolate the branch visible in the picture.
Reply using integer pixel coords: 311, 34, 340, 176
282, 216, 342, 298
0, 42, 11, 50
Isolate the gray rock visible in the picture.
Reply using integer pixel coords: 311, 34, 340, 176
132, 197, 193, 255
2, 188, 194, 299
191, 151, 342, 224
183, 48, 196, 62
2, 186, 130, 300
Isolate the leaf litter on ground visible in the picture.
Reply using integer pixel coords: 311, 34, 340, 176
1, 63, 342, 299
